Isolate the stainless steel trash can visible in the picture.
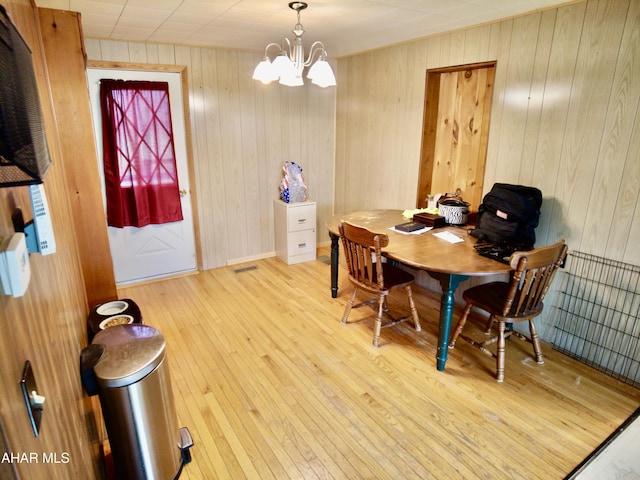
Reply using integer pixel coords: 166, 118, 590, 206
91, 324, 192, 479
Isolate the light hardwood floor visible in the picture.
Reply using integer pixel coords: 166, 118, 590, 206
118, 247, 640, 479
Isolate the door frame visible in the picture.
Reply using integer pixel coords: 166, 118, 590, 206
86, 60, 202, 272
416, 61, 496, 214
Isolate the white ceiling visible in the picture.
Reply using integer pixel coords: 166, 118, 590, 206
34, 0, 574, 58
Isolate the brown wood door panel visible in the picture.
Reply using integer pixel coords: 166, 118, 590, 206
417, 62, 495, 214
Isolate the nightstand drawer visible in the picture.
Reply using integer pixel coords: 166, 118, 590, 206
287, 229, 316, 257
287, 203, 316, 232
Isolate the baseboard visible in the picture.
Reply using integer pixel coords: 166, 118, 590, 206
227, 252, 276, 266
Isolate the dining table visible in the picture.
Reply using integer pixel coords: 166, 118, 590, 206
325, 209, 512, 371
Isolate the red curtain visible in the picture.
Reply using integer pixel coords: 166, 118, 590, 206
100, 79, 183, 228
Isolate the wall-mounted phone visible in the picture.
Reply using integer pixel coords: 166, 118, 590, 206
21, 361, 44, 437
0, 233, 31, 297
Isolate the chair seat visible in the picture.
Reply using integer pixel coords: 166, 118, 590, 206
351, 263, 415, 295
463, 281, 543, 320
379, 263, 415, 290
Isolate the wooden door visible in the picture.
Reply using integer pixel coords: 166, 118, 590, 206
416, 62, 495, 214
86, 68, 197, 285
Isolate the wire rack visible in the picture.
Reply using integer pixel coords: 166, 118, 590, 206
551, 251, 640, 388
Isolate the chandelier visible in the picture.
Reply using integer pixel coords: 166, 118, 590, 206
252, 2, 336, 88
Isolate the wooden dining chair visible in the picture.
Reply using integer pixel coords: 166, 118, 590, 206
448, 239, 568, 382
338, 221, 421, 347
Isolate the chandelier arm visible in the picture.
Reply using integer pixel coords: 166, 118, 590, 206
303, 41, 328, 67
283, 37, 293, 58
264, 42, 284, 59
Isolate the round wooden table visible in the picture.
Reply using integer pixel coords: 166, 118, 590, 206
326, 209, 511, 371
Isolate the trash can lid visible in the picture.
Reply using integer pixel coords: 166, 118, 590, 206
92, 324, 165, 388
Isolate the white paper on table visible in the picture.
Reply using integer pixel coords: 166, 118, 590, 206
389, 226, 433, 235
433, 231, 464, 243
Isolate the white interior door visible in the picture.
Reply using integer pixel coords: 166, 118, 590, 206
86, 68, 196, 285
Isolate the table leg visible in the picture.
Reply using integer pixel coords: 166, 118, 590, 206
330, 232, 339, 298
428, 272, 468, 371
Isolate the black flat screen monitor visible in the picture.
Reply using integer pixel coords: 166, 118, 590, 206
0, 5, 52, 187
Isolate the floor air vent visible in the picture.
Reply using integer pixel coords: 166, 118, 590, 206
233, 265, 257, 274
317, 255, 331, 265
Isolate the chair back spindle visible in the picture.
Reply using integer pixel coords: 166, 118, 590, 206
505, 242, 568, 318
340, 222, 389, 291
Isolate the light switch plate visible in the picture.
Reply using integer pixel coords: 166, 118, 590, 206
20, 361, 42, 437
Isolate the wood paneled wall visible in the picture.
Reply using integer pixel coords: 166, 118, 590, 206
336, 0, 639, 262
39, 9, 118, 307
83, 39, 336, 269
335, 0, 640, 338
0, 2, 99, 478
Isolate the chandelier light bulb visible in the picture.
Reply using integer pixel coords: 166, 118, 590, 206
252, 58, 278, 84
272, 54, 297, 79
279, 74, 304, 87
308, 60, 336, 88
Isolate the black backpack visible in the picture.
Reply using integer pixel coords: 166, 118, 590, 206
470, 183, 542, 249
